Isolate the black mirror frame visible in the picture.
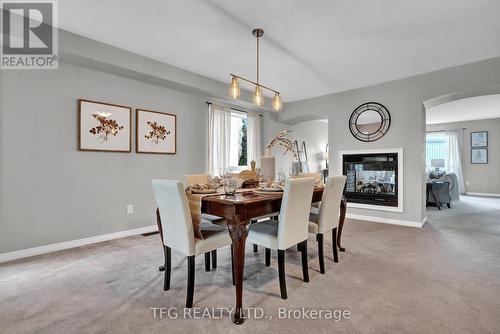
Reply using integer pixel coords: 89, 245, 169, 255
349, 102, 391, 142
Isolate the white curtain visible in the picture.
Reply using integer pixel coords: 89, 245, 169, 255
246, 112, 262, 168
445, 129, 465, 194
208, 104, 231, 175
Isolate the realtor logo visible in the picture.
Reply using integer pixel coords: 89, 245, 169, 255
1, 0, 58, 69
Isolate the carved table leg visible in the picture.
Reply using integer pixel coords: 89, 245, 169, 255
227, 221, 249, 325
337, 196, 347, 252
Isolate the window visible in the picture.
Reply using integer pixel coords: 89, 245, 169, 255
425, 132, 447, 171
229, 111, 247, 168
208, 104, 261, 176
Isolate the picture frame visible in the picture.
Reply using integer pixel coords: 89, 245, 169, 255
136, 109, 177, 154
78, 99, 132, 152
471, 131, 488, 148
471, 148, 488, 164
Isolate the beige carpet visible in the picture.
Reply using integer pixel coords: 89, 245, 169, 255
1, 195, 499, 333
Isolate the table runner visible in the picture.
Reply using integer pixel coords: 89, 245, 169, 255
186, 188, 254, 239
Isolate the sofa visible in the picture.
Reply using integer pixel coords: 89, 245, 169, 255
426, 172, 460, 209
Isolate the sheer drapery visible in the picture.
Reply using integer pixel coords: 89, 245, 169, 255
246, 112, 262, 168
445, 129, 465, 195
208, 104, 231, 175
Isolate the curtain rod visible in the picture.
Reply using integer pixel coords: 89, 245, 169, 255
426, 128, 467, 133
206, 102, 263, 117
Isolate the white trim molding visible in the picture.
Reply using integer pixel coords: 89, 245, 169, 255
338, 148, 404, 213
346, 213, 425, 228
466, 192, 500, 198
0, 225, 158, 264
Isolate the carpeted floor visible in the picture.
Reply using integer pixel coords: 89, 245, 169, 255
1, 195, 499, 333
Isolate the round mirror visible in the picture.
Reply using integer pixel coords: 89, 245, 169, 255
356, 110, 383, 135
349, 102, 391, 142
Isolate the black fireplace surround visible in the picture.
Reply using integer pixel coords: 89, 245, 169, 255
342, 153, 398, 207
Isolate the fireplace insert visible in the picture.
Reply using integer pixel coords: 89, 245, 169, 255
342, 153, 398, 207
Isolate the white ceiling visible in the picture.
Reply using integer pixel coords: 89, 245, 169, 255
426, 94, 500, 124
59, 0, 500, 102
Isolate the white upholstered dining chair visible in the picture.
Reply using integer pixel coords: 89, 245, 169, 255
298, 172, 323, 212
152, 179, 233, 308
298, 172, 323, 181
247, 177, 316, 299
184, 174, 227, 270
184, 173, 210, 186
308, 176, 347, 273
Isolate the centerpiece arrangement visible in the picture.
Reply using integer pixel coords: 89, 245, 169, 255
261, 130, 296, 182
266, 130, 297, 158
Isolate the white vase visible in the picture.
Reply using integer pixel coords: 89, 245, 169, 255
261, 148, 275, 182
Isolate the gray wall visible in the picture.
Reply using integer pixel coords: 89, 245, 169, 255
0, 62, 208, 253
427, 118, 500, 194
263, 119, 328, 174
282, 57, 500, 224
0, 28, 274, 255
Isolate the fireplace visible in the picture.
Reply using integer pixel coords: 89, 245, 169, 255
342, 152, 399, 207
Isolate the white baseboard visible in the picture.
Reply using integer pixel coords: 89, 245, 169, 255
0, 225, 158, 264
346, 213, 424, 228
347, 202, 403, 213
466, 192, 500, 198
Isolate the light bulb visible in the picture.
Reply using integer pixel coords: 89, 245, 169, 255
272, 93, 282, 111
253, 86, 263, 106
229, 77, 240, 99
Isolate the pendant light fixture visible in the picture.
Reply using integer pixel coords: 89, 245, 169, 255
229, 76, 240, 99
229, 28, 282, 111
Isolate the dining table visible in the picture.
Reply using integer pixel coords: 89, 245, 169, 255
199, 187, 347, 324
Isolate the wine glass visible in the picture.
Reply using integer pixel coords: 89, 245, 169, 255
224, 176, 237, 195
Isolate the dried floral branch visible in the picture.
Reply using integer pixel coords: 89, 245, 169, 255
266, 130, 296, 157
144, 121, 170, 144
89, 114, 124, 142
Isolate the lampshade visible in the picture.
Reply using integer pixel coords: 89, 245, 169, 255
431, 159, 445, 168
229, 77, 240, 99
323, 151, 329, 161
272, 93, 282, 111
253, 86, 264, 106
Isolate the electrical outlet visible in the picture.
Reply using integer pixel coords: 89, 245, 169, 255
126, 204, 134, 215
465, 181, 470, 186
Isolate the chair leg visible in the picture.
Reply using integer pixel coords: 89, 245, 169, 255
316, 234, 325, 274
265, 248, 271, 266
163, 246, 171, 291
186, 256, 195, 308
332, 228, 339, 263
278, 250, 287, 299
231, 245, 235, 286
253, 244, 258, 253
204, 252, 211, 272
211, 250, 217, 269
300, 240, 310, 282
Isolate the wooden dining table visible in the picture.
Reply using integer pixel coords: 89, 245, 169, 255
200, 187, 347, 324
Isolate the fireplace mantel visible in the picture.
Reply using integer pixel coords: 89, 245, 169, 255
338, 148, 403, 213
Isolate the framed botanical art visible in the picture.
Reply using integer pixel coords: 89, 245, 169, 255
471, 131, 488, 147
78, 99, 132, 152
471, 148, 488, 164
136, 109, 177, 154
